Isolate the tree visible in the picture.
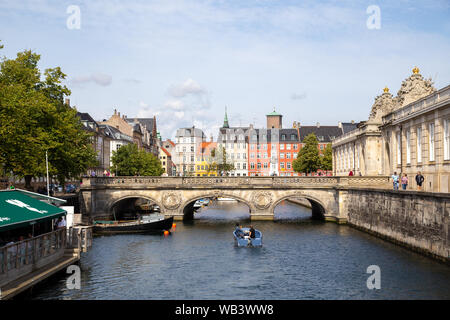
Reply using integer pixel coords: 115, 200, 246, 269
321, 143, 333, 171
293, 133, 321, 175
206, 148, 218, 175
111, 143, 164, 176
216, 146, 235, 176
0, 46, 97, 189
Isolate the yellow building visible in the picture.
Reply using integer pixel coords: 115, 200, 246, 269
159, 146, 173, 176
195, 142, 218, 176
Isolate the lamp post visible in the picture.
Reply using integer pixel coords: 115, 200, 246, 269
46, 150, 50, 199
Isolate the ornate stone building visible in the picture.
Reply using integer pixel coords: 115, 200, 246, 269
332, 67, 450, 192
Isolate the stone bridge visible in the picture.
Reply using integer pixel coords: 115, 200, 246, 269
79, 176, 390, 222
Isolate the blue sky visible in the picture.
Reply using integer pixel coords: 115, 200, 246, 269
1, 0, 450, 139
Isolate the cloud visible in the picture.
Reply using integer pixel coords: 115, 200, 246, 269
72, 73, 112, 86
123, 78, 142, 84
168, 78, 206, 98
291, 93, 307, 100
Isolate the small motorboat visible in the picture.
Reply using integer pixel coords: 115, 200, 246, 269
93, 214, 173, 235
233, 227, 262, 247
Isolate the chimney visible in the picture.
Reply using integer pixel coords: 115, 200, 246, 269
118, 112, 121, 117
65, 98, 70, 106
114, 109, 117, 115
210, 135, 213, 142
351, 120, 355, 124
316, 122, 320, 128
338, 121, 343, 128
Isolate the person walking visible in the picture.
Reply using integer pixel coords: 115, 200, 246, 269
415, 172, 424, 191
391, 172, 399, 190
401, 174, 408, 190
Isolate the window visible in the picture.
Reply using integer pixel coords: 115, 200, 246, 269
280, 153, 285, 159
293, 144, 298, 149
243, 163, 247, 169
236, 163, 240, 169
287, 162, 291, 169
257, 153, 261, 159
280, 162, 285, 169
257, 163, 261, 169
397, 131, 401, 165
429, 123, 435, 161
263, 162, 268, 169
281, 134, 286, 140
263, 152, 268, 159
444, 120, 450, 160
290, 134, 296, 140
191, 146, 194, 152
251, 144, 255, 150
293, 153, 297, 159
286, 144, 291, 150
250, 163, 255, 169
280, 144, 284, 150
251, 153, 255, 159
243, 153, 247, 159
286, 153, 291, 159
417, 127, 422, 163
406, 129, 411, 164
183, 146, 186, 152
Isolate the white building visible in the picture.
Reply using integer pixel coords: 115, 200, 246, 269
99, 124, 133, 168
174, 127, 206, 176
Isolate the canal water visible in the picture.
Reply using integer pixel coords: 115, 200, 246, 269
31, 200, 450, 300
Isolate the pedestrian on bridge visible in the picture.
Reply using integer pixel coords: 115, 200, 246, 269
392, 172, 400, 190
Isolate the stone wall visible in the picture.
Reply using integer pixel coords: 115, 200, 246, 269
343, 188, 450, 262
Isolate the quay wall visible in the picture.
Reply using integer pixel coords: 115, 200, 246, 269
342, 188, 450, 262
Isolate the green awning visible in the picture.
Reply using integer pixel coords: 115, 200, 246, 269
0, 190, 67, 232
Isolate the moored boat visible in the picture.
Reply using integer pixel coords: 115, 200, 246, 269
93, 215, 173, 235
233, 227, 262, 247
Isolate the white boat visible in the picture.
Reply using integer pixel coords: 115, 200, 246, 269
217, 197, 238, 202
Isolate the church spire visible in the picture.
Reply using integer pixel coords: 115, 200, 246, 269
223, 106, 230, 128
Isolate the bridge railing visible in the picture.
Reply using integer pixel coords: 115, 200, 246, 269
81, 176, 391, 188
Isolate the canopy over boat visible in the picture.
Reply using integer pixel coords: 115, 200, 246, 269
0, 190, 67, 232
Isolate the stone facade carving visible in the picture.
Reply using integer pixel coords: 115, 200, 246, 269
395, 68, 435, 108
251, 191, 273, 210
161, 191, 182, 210
368, 88, 394, 123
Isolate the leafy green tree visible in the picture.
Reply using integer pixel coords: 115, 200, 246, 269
216, 146, 235, 176
293, 133, 321, 175
320, 143, 333, 171
111, 143, 164, 176
0, 46, 97, 189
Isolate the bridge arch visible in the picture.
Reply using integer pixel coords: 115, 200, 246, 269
107, 195, 165, 219
180, 193, 252, 220
271, 193, 326, 220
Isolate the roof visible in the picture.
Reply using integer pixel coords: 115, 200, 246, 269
165, 139, 175, 147
299, 126, 342, 143
125, 118, 155, 134
176, 127, 206, 138
341, 122, 359, 134
160, 146, 171, 157
99, 124, 133, 142
0, 190, 67, 232
266, 109, 282, 116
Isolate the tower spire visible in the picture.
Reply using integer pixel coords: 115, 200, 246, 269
223, 106, 230, 128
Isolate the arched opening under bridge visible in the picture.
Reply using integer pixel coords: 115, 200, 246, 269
273, 196, 326, 221
110, 196, 161, 221
182, 196, 251, 221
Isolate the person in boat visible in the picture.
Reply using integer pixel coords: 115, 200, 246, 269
235, 223, 244, 238
249, 225, 256, 239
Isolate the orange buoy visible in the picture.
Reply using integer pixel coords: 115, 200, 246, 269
172, 223, 176, 229
164, 230, 170, 236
